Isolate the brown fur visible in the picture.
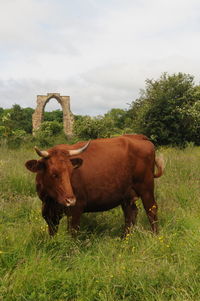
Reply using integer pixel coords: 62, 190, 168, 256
25, 135, 164, 237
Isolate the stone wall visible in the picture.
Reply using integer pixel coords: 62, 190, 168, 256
32, 93, 74, 137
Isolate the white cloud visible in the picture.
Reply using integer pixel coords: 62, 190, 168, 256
0, 0, 200, 115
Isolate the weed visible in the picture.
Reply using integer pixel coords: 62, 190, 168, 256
1, 145, 200, 300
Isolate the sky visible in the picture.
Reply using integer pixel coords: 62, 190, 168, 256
0, 0, 200, 116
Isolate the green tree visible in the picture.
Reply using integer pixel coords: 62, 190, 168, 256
104, 108, 127, 129
128, 73, 199, 145
177, 86, 200, 144
0, 107, 4, 119
74, 115, 117, 139
0, 112, 27, 147
0, 113, 12, 137
9, 104, 34, 133
44, 110, 63, 123
34, 121, 63, 147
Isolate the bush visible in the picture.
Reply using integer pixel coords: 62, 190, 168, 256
74, 115, 119, 139
39, 121, 62, 136
7, 129, 27, 148
34, 121, 63, 147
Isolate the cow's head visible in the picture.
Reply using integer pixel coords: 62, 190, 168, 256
25, 141, 90, 207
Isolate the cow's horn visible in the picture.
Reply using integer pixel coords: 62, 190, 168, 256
34, 146, 49, 158
68, 140, 91, 156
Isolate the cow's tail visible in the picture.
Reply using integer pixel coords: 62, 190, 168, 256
154, 154, 165, 178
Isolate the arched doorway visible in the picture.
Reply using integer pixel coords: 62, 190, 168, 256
32, 93, 74, 138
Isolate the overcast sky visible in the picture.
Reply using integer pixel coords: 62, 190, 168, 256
0, 0, 200, 115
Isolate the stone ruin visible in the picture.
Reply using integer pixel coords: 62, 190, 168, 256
32, 93, 74, 137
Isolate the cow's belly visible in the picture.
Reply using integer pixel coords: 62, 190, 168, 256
83, 197, 122, 212
80, 179, 132, 213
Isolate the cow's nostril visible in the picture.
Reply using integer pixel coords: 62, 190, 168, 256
66, 198, 76, 206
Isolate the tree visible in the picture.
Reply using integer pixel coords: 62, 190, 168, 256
44, 110, 63, 123
128, 73, 200, 145
104, 108, 127, 129
0, 107, 4, 118
74, 115, 117, 139
34, 121, 63, 147
9, 104, 34, 133
0, 112, 27, 148
177, 86, 200, 144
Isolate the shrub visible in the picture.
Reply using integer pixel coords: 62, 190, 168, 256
34, 121, 63, 147
74, 115, 118, 139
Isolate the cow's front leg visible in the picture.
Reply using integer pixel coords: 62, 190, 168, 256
42, 202, 62, 236
44, 215, 61, 236
69, 206, 83, 236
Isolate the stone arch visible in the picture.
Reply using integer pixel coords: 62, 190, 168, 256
32, 93, 74, 137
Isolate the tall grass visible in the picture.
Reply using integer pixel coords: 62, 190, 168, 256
1, 145, 200, 300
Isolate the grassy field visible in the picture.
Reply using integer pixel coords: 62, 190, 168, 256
1, 145, 200, 300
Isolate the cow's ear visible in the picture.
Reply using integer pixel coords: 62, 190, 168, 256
25, 160, 45, 173
70, 158, 83, 169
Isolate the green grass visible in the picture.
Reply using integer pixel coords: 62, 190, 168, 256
1, 145, 200, 300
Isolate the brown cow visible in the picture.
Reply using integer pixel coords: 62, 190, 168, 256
25, 134, 164, 237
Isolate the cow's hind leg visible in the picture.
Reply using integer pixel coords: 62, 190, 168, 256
121, 199, 138, 238
140, 189, 158, 234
